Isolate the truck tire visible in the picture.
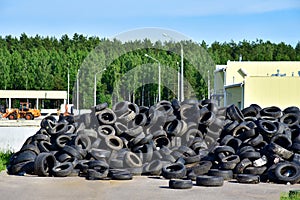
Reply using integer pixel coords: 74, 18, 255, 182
196, 175, 224, 187
8, 114, 16, 120
25, 113, 33, 120
169, 179, 193, 189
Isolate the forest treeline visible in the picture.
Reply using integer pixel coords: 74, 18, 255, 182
0, 33, 299, 107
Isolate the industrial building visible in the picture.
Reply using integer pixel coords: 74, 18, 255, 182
213, 61, 300, 109
0, 90, 67, 114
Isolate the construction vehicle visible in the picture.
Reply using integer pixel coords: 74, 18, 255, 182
2, 102, 41, 120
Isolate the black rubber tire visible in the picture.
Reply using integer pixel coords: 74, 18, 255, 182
199, 111, 216, 126
114, 122, 128, 135
49, 122, 68, 135
86, 169, 109, 180
88, 160, 109, 171
234, 158, 252, 174
220, 155, 240, 170
266, 142, 294, 160
280, 113, 299, 127
25, 113, 34, 120
55, 135, 72, 149
8, 113, 17, 120
109, 158, 124, 169
184, 154, 201, 164
222, 121, 239, 136
52, 162, 73, 177
260, 106, 282, 118
292, 143, 300, 153
104, 135, 123, 151
196, 175, 224, 187
171, 99, 181, 110
33, 133, 50, 142
20, 143, 40, 155
242, 106, 259, 117
246, 134, 264, 147
111, 171, 133, 180
178, 146, 196, 157
113, 101, 129, 116
214, 145, 235, 155
187, 161, 212, 175
97, 125, 116, 138
270, 134, 292, 149
124, 152, 143, 168
208, 169, 233, 180
111, 173, 133, 180
38, 141, 53, 152
236, 146, 255, 155
97, 108, 117, 125
244, 166, 267, 175
166, 119, 183, 137
133, 113, 148, 126
143, 160, 163, 175
239, 151, 261, 161
62, 145, 82, 159
12, 150, 37, 165
162, 163, 187, 179
169, 179, 193, 189
236, 174, 260, 184
226, 104, 244, 122
124, 126, 143, 138
232, 122, 251, 138
34, 152, 56, 176
274, 162, 300, 184
57, 153, 72, 163
74, 134, 91, 151
40, 115, 57, 129
94, 102, 108, 112
9, 160, 35, 175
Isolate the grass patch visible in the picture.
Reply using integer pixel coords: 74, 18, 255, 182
280, 191, 300, 200
0, 151, 13, 171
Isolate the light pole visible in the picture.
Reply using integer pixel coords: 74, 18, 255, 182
76, 69, 80, 113
177, 62, 180, 100
67, 63, 70, 105
145, 54, 161, 102
163, 33, 184, 102
94, 68, 106, 106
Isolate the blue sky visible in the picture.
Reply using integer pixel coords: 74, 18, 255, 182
1, 0, 300, 46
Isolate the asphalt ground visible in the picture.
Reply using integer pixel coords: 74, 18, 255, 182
0, 171, 299, 200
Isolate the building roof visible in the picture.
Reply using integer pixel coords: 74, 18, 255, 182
0, 90, 67, 99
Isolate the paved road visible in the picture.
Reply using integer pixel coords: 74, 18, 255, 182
0, 171, 299, 200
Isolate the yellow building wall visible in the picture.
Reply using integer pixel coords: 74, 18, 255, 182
226, 86, 242, 109
225, 61, 300, 86
244, 77, 300, 109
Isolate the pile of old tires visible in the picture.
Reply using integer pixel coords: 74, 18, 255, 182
6, 100, 300, 188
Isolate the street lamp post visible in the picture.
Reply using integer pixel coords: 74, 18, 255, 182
76, 69, 80, 113
163, 33, 184, 102
67, 65, 70, 105
94, 68, 107, 106
177, 62, 180, 100
145, 54, 161, 102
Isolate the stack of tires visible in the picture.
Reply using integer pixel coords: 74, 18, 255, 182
6, 100, 300, 188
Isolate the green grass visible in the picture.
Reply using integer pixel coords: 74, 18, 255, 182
0, 151, 13, 171
280, 191, 300, 200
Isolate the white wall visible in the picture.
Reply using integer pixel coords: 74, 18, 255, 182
0, 127, 39, 152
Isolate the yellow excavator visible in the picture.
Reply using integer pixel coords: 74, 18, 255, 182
2, 102, 41, 120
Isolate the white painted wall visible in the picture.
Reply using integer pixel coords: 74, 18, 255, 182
0, 127, 39, 152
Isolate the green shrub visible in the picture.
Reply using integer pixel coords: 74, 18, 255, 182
280, 191, 300, 200
0, 151, 13, 171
